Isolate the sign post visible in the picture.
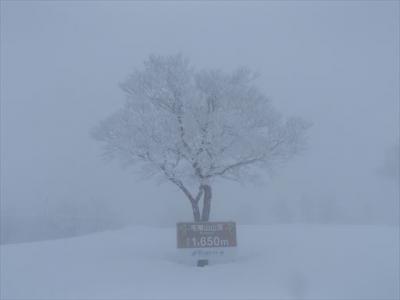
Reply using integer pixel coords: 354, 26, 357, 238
177, 221, 237, 266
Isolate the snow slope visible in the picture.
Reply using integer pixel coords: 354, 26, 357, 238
1, 225, 398, 299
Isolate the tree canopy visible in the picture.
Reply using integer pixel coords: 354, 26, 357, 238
93, 54, 310, 221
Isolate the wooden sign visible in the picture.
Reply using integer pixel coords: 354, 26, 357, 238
177, 221, 237, 248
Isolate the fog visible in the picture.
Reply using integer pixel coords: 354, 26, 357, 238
1, 1, 399, 244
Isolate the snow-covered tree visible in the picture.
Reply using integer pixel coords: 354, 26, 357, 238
92, 54, 310, 222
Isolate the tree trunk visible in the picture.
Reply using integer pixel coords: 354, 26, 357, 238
191, 201, 201, 222
182, 184, 211, 222
201, 184, 212, 222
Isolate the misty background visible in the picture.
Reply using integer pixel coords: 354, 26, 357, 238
1, 1, 398, 244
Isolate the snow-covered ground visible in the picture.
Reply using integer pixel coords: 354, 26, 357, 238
1, 225, 398, 299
